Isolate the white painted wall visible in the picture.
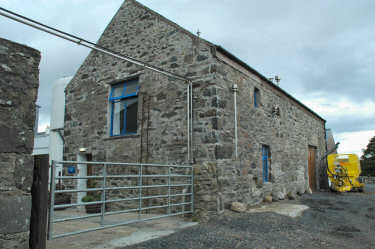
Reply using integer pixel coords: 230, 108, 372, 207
32, 129, 50, 155
49, 76, 72, 176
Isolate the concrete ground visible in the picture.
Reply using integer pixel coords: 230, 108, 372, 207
248, 203, 310, 218
47, 184, 375, 249
46, 211, 197, 249
122, 184, 375, 249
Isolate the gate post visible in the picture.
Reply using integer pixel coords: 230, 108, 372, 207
30, 155, 49, 249
47, 160, 57, 240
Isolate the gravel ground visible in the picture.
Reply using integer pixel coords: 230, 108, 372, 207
122, 184, 375, 249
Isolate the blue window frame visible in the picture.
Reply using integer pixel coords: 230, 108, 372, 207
109, 79, 139, 136
254, 87, 260, 108
262, 145, 269, 182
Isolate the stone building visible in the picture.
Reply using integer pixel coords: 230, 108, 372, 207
326, 128, 337, 154
64, 0, 327, 214
0, 38, 40, 248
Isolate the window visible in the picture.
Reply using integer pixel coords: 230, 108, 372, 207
254, 87, 260, 108
262, 145, 270, 182
109, 79, 139, 136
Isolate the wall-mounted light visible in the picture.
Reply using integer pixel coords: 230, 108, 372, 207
79, 147, 86, 152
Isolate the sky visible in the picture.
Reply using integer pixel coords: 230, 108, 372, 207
0, 0, 374, 156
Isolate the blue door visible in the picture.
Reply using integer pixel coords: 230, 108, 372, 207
262, 146, 269, 182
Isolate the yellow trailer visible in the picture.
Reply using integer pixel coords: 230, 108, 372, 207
327, 154, 365, 192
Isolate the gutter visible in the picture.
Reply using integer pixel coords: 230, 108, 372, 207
50, 128, 65, 144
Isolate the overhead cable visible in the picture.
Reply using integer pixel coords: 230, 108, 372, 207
0, 7, 190, 82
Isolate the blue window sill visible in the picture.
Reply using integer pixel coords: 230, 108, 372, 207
104, 134, 139, 141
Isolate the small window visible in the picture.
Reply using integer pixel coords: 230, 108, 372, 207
254, 87, 260, 108
109, 79, 139, 136
262, 145, 270, 182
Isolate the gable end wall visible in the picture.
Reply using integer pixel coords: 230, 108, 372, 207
63, 0, 218, 212
63, 0, 328, 215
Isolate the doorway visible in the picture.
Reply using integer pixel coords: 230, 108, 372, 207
308, 146, 317, 190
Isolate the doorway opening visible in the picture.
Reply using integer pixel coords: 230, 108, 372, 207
308, 146, 317, 190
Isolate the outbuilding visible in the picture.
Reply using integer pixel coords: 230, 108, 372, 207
63, 0, 327, 214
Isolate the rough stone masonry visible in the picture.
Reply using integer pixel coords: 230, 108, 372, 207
0, 38, 40, 248
64, 0, 327, 217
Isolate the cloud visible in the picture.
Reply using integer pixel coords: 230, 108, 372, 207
293, 42, 375, 101
137, 0, 375, 104
302, 95, 375, 155
37, 112, 50, 133
0, 0, 123, 129
336, 130, 375, 156
1, 0, 374, 156
302, 97, 375, 120
123, 0, 375, 156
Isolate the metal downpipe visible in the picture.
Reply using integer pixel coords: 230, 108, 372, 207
190, 81, 193, 163
232, 84, 238, 158
187, 84, 190, 164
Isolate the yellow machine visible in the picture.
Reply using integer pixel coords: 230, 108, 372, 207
327, 154, 365, 192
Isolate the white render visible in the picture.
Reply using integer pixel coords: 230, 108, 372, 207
49, 76, 72, 176
33, 76, 72, 184
32, 129, 50, 155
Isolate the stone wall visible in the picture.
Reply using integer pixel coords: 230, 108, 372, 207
199, 48, 327, 209
63, 0, 215, 209
0, 38, 40, 248
190, 48, 327, 214
362, 176, 375, 184
64, 0, 327, 216
64, 0, 215, 164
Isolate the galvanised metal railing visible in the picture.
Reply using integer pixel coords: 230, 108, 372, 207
47, 160, 193, 239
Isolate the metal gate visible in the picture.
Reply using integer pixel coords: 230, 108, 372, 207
47, 160, 193, 239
